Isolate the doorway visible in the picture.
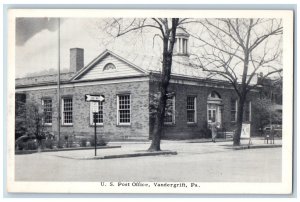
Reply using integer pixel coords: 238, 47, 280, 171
207, 91, 223, 125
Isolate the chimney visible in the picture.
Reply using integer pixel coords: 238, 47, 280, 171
70, 48, 84, 72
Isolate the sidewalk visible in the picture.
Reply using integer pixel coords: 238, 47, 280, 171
39, 137, 281, 160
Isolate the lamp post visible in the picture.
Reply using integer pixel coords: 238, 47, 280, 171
57, 18, 61, 142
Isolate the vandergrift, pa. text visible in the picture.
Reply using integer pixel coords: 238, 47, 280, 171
100, 182, 201, 189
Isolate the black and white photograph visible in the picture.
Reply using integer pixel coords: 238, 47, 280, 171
6, 9, 294, 194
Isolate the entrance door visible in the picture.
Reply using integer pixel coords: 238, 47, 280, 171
207, 105, 217, 122
207, 91, 223, 125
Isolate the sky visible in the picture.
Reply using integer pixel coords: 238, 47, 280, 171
15, 18, 162, 78
15, 18, 282, 80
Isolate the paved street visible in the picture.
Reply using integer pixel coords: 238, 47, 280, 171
15, 140, 282, 182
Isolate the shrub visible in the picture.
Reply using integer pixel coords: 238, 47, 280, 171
45, 139, 54, 149
28, 140, 38, 150
40, 139, 46, 149
58, 139, 65, 148
200, 121, 212, 138
80, 138, 88, 147
89, 135, 108, 146
21, 140, 38, 150
15, 135, 38, 150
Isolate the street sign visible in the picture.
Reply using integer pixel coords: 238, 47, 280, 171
241, 123, 251, 138
85, 94, 105, 102
84, 94, 105, 157
91, 102, 99, 113
241, 123, 252, 146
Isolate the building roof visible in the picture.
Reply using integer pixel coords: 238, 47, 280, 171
15, 72, 76, 87
71, 49, 226, 82
16, 48, 253, 87
175, 27, 190, 38
109, 49, 229, 81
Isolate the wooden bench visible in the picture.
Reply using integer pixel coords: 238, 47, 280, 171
217, 131, 234, 139
264, 132, 275, 144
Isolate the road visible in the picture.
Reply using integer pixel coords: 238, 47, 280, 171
15, 141, 281, 182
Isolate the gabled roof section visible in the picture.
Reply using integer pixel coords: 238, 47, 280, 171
16, 72, 75, 87
71, 49, 148, 81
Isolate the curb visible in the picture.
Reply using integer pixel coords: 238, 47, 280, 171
15, 145, 121, 155
230, 144, 282, 150
55, 150, 178, 160
100, 151, 177, 160
188, 139, 233, 143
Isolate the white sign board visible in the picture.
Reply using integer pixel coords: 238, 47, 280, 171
241, 123, 251, 139
85, 94, 105, 102
91, 102, 99, 113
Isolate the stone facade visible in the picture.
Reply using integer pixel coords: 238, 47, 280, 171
18, 79, 150, 141
15, 48, 261, 141
149, 74, 259, 139
16, 74, 260, 140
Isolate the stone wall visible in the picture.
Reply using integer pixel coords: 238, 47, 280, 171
16, 74, 261, 141
149, 75, 260, 139
19, 80, 150, 141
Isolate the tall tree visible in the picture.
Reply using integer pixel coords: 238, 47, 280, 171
103, 18, 183, 151
190, 18, 283, 145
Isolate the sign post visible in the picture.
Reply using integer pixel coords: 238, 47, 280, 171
240, 123, 252, 146
93, 112, 97, 156
85, 95, 105, 156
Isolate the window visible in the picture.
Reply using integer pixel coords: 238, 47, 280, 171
175, 38, 188, 54
117, 95, 131, 125
90, 101, 103, 125
179, 38, 182, 53
174, 39, 178, 52
183, 39, 188, 54
42, 99, 52, 125
187, 96, 196, 123
103, 63, 116, 71
62, 98, 73, 125
230, 99, 237, 122
164, 96, 175, 124
244, 101, 251, 122
207, 104, 216, 122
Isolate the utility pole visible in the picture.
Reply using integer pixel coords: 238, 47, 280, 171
94, 112, 97, 156
57, 18, 61, 142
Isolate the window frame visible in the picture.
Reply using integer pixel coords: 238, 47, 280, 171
61, 97, 73, 126
42, 98, 52, 125
103, 63, 116, 71
187, 96, 197, 124
207, 103, 218, 123
230, 99, 238, 122
183, 39, 188, 54
117, 94, 131, 126
244, 101, 252, 122
89, 101, 104, 126
164, 95, 176, 125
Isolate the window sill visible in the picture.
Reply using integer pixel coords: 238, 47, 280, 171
164, 123, 176, 127
117, 124, 131, 127
44, 124, 52, 127
89, 124, 104, 127
187, 122, 197, 127
61, 124, 73, 127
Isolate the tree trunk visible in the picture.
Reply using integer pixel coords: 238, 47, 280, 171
148, 19, 178, 151
233, 50, 249, 146
148, 96, 165, 151
233, 97, 245, 146
148, 52, 172, 151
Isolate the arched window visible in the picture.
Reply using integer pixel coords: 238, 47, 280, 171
208, 91, 221, 99
103, 63, 116, 71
